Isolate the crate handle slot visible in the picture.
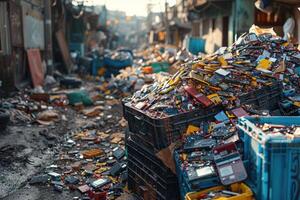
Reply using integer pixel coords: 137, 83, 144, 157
139, 130, 147, 136
134, 115, 142, 121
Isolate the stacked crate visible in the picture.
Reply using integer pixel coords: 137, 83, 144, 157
123, 100, 223, 200
123, 81, 283, 200
238, 116, 300, 200
127, 138, 178, 200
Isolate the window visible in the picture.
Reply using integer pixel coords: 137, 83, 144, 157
212, 18, 216, 30
255, 9, 284, 26
222, 16, 229, 46
0, 3, 3, 54
202, 19, 210, 35
192, 22, 200, 37
0, 34, 2, 54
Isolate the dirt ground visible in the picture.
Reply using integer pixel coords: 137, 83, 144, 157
0, 92, 132, 200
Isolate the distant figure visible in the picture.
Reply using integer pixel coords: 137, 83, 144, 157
86, 30, 107, 52
283, 17, 295, 41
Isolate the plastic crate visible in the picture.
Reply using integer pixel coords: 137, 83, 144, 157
104, 56, 133, 68
123, 82, 282, 151
237, 116, 300, 200
123, 103, 222, 150
91, 57, 104, 76
174, 151, 220, 200
239, 82, 282, 110
185, 183, 253, 200
104, 51, 133, 77
127, 138, 179, 200
150, 62, 170, 73
104, 67, 123, 78
127, 138, 176, 181
127, 168, 178, 200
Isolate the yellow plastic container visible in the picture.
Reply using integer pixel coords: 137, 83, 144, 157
185, 183, 254, 200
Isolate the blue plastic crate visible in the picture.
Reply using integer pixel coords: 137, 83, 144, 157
104, 57, 133, 68
237, 116, 300, 200
91, 57, 104, 76
104, 56, 133, 78
150, 62, 170, 73
174, 151, 220, 200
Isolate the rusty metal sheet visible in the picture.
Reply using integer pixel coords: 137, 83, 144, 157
9, 1, 23, 47
27, 49, 44, 87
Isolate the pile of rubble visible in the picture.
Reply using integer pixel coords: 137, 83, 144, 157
127, 27, 300, 118
0, 76, 133, 199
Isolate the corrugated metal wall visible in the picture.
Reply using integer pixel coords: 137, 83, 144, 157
10, 0, 27, 87
0, 0, 42, 93
0, 1, 14, 93
22, 1, 45, 50
0, 1, 12, 55
10, 0, 23, 47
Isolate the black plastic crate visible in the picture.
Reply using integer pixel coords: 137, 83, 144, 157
126, 137, 176, 182
239, 82, 282, 110
124, 104, 222, 150
127, 138, 179, 200
124, 82, 282, 150
127, 167, 179, 200
127, 173, 157, 200
128, 133, 157, 154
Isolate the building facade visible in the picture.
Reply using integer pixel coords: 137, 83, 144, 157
187, 0, 300, 53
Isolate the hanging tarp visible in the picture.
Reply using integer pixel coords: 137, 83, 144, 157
22, 2, 45, 49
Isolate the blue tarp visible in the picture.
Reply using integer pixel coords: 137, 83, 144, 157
188, 37, 205, 55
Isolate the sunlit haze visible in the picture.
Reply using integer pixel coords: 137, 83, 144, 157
90, 0, 176, 16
